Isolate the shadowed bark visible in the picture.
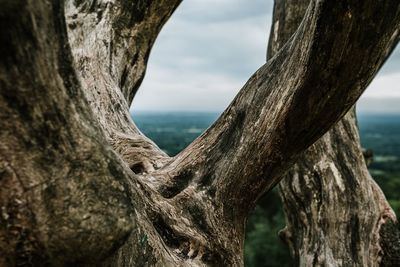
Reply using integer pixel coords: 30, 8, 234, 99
267, 0, 400, 266
0, 0, 399, 266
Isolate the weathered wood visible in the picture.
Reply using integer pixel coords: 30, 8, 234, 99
0, 0, 399, 266
65, 0, 181, 173
163, 0, 400, 216
267, 0, 400, 266
279, 110, 398, 266
0, 1, 136, 265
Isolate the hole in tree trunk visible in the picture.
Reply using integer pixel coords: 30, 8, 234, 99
130, 162, 145, 174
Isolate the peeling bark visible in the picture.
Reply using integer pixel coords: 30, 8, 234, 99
267, 0, 400, 266
0, 0, 399, 266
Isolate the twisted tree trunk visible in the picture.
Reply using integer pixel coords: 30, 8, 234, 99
268, 1, 400, 266
0, 0, 399, 266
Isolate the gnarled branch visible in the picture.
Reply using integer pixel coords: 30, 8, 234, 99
1, 0, 400, 266
267, 0, 400, 265
158, 0, 400, 219
65, 0, 182, 173
0, 1, 136, 265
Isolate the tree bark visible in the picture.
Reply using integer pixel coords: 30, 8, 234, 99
0, 0, 399, 266
267, 1, 400, 266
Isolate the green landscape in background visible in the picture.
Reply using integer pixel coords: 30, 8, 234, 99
132, 112, 400, 267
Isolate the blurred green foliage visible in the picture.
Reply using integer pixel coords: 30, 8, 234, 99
358, 113, 400, 218
245, 189, 292, 267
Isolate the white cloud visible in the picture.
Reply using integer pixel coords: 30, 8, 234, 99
132, 0, 271, 112
132, 65, 243, 111
363, 72, 400, 98
132, 0, 400, 113
357, 97, 400, 114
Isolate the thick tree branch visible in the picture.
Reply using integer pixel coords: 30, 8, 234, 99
2, 1, 400, 266
0, 1, 143, 265
158, 0, 400, 220
66, 0, 182, 103
0, 2, 185, 266
279, 110, 397, 265
268, 0, 400, 265
65, 1, 182, 173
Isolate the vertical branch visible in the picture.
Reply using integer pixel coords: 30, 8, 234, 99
0, 1, 138, 265
268, 0, 400, 265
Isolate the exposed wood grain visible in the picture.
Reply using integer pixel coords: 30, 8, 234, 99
0, 0, 399, 266
267, 1, 400, 266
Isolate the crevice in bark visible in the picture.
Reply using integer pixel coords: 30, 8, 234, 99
129, 162, 145, 174
152, 214, 188, 251
159, 169, 194, 199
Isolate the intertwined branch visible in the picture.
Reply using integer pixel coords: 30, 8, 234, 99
0, 0, 399, 266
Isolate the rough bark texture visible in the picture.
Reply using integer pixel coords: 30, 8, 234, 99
267, 1, 400, 266
0, 0, 399, 266
0, 2, 136, 265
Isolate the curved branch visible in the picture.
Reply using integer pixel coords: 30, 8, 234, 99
159, 0, 400, 220
64, 0, 182, 171
66, 0, 182, 103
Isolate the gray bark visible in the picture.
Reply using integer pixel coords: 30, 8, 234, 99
0, 0, 399, 266
267, 1, 400, 266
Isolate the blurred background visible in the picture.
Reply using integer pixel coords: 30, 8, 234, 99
130, 1, 400, 266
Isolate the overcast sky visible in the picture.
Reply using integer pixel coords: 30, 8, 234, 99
131, 0, 400, 113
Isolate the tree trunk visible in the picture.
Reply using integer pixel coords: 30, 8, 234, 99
267, 1, 400, 266
0, 1, 399, 266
